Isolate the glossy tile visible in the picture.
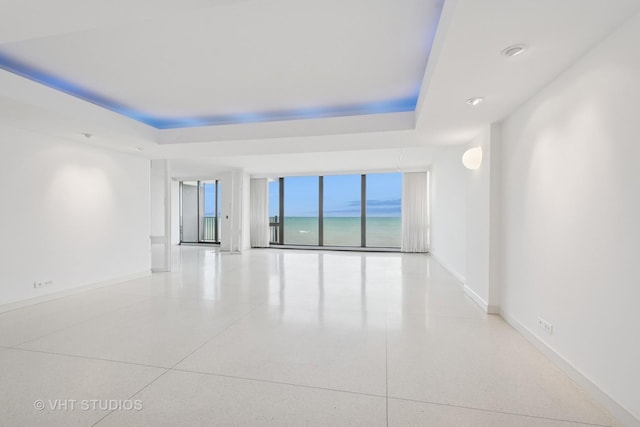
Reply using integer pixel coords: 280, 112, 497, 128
0, 288, 151, 347
0, 247, 622, 426
108, 252, 278, 305
387, 315, 616, 426
388, 398, 609, 427
386, 278, 487, 320
262, 252, 389, 314
20, 298, 256, 367
0, 349, 164, 426
176, 305, 387, 395
99, 370, 386, 427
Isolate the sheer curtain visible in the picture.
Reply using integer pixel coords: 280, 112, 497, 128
401, 172, 430, 253
250, 178, 270, 248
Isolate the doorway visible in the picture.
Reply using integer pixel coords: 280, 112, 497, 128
180, 180, 222, 244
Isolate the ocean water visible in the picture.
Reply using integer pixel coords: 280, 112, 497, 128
281, 217, 401, 247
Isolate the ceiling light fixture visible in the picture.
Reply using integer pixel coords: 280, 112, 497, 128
466, 97, 484, 107
135, 147, 143, 152
462, 147, 483, 170
501, 44, 527, 58
81, 132, 93, 139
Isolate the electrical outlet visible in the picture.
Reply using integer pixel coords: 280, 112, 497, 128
537, 317, 553, 335
33, 280, 53, 289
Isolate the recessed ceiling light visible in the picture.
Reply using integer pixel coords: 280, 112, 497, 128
135, 147, 143, 152
466, 97, 484, 107
501, 44, 527, 58
81, 132, 94, 139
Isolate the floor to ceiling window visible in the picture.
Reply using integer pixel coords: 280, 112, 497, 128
180, 180, 221, 244
268, 179, 281, 243
282, 176, 319, 245
323, 174, 362, 247
269, 172, 403, 249
365, 173, 402, 248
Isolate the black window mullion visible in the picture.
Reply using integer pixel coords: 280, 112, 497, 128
361, 174, 366, 247
197, 181, 201, 243
279, 177, 285, 244
179, 182, 183, 243
215, 180, 219, 242
319, 176, 324, 246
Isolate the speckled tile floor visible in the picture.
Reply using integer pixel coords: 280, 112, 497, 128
0, 247, 619, 426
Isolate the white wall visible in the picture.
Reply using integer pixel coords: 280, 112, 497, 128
499, 13, 640, 423
0, 124, 150, 306
430, 145, 467, 281
150, 161, 167, 237
170, 180, 180, 245
241, 172, 251, 251
219, 171, 232, 251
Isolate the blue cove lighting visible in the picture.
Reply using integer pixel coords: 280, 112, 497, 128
0, 51, 418, 130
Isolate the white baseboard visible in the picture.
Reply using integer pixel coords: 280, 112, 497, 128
430, 253, 499, 315
429, 252, 466, 284
463, 284, 499, 314
463, 284, 488, 312
500, 310, 640, 427
0, 271, 151, 314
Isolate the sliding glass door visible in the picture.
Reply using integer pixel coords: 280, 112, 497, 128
269, 179, 281, 243
199, 181, 219, 242
180, 180, 221, 244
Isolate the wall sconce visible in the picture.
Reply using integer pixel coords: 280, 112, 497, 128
462, 147, 482, 170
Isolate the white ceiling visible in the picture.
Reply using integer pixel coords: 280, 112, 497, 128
415, 0, 640, 144
1, 0, 639, 178
0, 0, 442, 124
0, 0, 231, 43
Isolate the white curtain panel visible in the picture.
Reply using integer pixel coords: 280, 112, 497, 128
250, 178, 270, 248
402, 172, 430, 253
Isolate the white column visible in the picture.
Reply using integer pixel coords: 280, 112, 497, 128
464, 124, 500, 314
150, 159, 171, 272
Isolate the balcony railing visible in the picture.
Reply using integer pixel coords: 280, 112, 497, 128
202, 216, 218, 241
269, 215, 280, 244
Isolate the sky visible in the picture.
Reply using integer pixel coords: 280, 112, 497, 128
203, 183, 218, 216
269, 173, 401, 217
